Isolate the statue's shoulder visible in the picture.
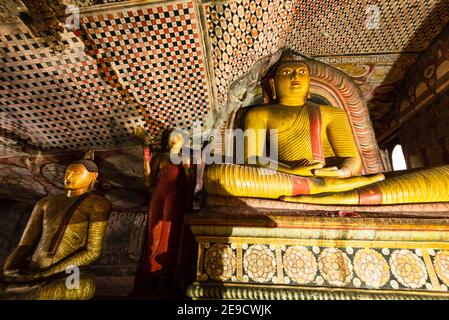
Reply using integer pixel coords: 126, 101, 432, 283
87, 191, 108, 201
245, 104, 281, 119
39, 193, 64, 204
245, 104, 274, 114
315, 104, 343, 113
86, 192, 112, 215
315, 104, 348, 122
317, 104, 346, 113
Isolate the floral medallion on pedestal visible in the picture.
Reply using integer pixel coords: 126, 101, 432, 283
243, 244, 276, 283
390, 250, 427, 289
318, 248, 353, 286
282, 246, 317, 284
354, 248, 390, 288
434, 251, 449, 286
204, 243, 236, 280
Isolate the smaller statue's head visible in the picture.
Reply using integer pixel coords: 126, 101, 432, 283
269, 62, 310, 102
168, 130, 185, 152
64, 150, 98, 195
160, 129, 186, 154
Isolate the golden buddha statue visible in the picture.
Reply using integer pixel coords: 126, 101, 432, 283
1, 150, 111, 300
204, 52, 449, 205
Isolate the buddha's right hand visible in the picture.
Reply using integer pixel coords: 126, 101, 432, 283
3, 269, 25, 283
3, 269, 19, 279
3, 268, 44, 282
313, 158, 363, 178
313, 166, 350, 178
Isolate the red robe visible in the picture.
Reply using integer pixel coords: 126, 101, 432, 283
134, 160, 189, 283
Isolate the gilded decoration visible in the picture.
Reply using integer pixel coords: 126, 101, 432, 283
354, 248, 390, 289
204, 243, 236, 281
282, 246, 317, 285
243, 244, 276, 283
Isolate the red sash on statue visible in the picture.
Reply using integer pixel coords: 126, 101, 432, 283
48, 193, 90, 256
307, 104, 325, 163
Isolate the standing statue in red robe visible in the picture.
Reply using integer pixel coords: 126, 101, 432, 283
132, 128, 194, 296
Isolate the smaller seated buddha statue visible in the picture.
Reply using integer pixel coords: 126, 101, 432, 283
1, 150, 111, 300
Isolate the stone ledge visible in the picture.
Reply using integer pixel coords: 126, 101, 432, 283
187, 282, 449, 300
204, 196, 449, 218
187, 208, 449, 299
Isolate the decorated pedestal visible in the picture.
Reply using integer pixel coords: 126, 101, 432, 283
186, 196, 449, 300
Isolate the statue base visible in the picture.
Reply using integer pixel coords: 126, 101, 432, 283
186, 196, 449, 300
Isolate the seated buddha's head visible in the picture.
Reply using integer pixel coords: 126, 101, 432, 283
270, 62, 310, 101
266, 50, 311, 106
64, 150, 98, 196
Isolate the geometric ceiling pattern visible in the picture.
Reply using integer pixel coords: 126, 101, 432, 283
0, 31, 145, 152
0, 0, 211, 155
1, 0, 449, 157
78, 2, 210, 140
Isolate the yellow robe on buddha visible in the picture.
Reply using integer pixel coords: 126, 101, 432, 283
205, 104, 368, 198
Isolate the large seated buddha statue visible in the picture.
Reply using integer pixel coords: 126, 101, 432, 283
204, 51, 449, 205
0, 151, 111, 300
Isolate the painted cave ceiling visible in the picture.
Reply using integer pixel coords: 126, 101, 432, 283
1, 0, 449, 157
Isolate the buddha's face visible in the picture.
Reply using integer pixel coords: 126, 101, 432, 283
272, 62, 310, 101
64, 164, 98, 191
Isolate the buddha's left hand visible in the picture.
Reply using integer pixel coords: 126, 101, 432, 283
313, 166, 352, 178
